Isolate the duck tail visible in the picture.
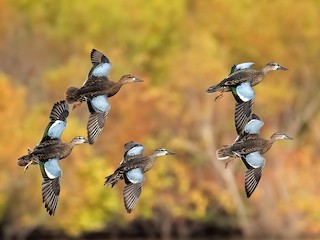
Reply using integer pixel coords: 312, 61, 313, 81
216, 146, 232, 160
17, 154, 31, 166
206, 83, 222, 93
66, 86, 79, 104
104, 171, 122, 187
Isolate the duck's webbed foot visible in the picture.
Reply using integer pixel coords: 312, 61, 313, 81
214, 92, 224, 101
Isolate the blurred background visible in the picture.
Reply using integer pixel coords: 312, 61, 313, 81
0, 0, 319, 239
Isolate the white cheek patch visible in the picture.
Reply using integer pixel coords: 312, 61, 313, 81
157, 151, 167, 156
48, 120, 66, 139
91, 95, 110, 112
92, 63, 112, 77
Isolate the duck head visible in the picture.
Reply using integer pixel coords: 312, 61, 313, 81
71, 136, 89, 145
270, 132, 293, 141
152, 148, 176, 157
119, 75, 144, 84
264, 62, 288, 71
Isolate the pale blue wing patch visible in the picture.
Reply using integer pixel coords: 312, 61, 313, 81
234, 62, 254, 71
236, 82, 255, 102
243, 119, 264, 135
127, 146, 145, 157
47, 120, 66, 139
120, 146, 145, 165
230, 62, 255, 74
44, 158, 62, 179
92, 63, 112, 77
245, 152, 265, 168
91, 95, 111, 113
126, 168, 145, 184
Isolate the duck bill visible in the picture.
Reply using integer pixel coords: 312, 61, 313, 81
166, 151, 176, 155
84, 139, 90, 144
133, 77, 144, 83
285, 135, 294, 140
277, 65, 288, 70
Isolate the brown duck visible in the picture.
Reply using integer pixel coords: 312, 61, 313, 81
105, 146, 175, 213
206, 62, 288, 101
66, 49, 143, 144
18, 101, 88, 215
216, 117, 293, 198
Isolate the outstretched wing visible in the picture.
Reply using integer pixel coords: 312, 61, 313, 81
241, 151, 266, 169
87, 49, 112, 79
234, 99, 254, 136
240, 152, 265, 198
123, 168, 145, 213
229, 62, 255, 75
40, 101, 69, 143
39, 158, 62, 216
123, 182, 143, 213
244, 167, 262, 198
90, 49, 111, 65
87, 95, 111, 144
234, 82, 255, 102
119, 142, 145, 165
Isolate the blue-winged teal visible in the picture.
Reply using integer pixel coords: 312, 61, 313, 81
66, 49, 143, 144
105, 146, 175, 213
206, 62, 288, 101
216, 119, 293, 197
17, 101, 88, 215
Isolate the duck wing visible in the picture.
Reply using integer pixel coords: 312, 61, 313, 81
120, 142, 145, 165
40, 101, 69, 143
90, 49, 111, 66
39, 158, 62, 216
86, 49, 112, 80
235, 112, 264, 139
241, 151, 266, 169
244, 167, 262, 198
240, 152, 265, 198
123, 168, 145, 213
234, 99, 254, 136
229, 62, 255, 75
233, 82, 255, 102
86, 95, 111, 144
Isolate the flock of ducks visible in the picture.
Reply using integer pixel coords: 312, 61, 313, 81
17, 49, 175, 215
206, 62, 293, 197
17, 49, 293, 216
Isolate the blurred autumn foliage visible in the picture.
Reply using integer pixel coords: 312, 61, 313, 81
0, 0, 320, 239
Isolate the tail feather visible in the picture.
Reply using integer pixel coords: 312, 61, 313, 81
206, 83, 223, 93
216, 146, 232, 160
66, 86, 80, 104
105, 171, 122, 187
17, 154, 32, 166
